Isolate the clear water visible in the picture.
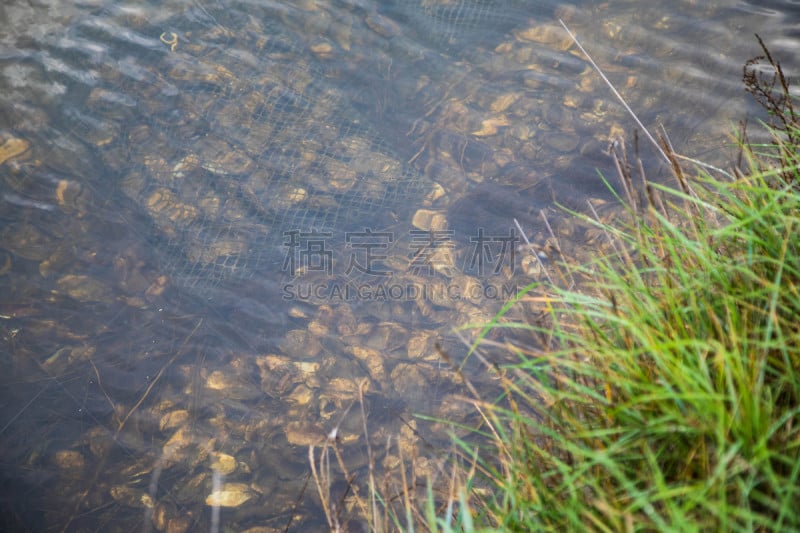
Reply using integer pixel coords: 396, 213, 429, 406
1, 0, 798, 530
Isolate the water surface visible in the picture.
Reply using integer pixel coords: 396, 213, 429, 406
1, 0, 798, 530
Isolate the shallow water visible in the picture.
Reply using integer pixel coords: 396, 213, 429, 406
1, 0, 798, 530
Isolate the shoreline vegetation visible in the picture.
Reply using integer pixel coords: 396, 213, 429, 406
310, 35, 800, 532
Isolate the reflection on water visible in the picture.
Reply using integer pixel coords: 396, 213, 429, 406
1, 0, 798, 530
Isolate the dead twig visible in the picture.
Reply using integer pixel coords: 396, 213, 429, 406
560, 20, 670, 165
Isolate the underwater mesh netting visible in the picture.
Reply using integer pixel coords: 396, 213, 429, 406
29, 0, 546, 289
40, 3, 432, 289
384, 0, 555, 52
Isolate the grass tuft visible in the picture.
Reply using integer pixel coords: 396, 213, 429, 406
312, 37, 800, 533
430, 40, 800, 531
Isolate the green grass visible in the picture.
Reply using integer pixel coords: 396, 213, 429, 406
419, 49, 800, 532
489, 144, 800, 531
